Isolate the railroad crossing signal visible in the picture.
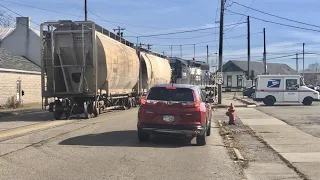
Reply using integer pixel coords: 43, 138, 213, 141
217, 72, 223, 78
216, 72, 224, 85
216, 78, 223, 85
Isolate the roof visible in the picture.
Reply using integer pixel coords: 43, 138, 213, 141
0, 27, 15, 41
0, 48, 40, 72
152, 83, 196, 89
223, 60, 299, 75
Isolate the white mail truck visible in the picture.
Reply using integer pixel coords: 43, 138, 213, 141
253, 75, 319, 106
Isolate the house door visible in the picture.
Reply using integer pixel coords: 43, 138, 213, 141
227, 75, 232, 87
284, 78, 299, 102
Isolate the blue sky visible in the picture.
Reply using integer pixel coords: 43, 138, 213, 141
2, 0, 320, 70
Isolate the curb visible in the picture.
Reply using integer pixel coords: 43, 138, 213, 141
233, 148, 245, 161
0, 109, 45, 119
234, 97, 260, 107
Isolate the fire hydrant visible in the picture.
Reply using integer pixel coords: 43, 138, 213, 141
225, 103, 236, 125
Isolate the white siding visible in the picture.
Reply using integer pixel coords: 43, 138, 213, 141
0, 17, 41, 66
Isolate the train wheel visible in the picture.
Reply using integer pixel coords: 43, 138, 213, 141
93, 107, 99, 117
53, 111, 63, 120
127, 98, 132, 109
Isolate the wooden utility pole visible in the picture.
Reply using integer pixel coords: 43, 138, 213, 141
84, 0, 88, 21
263, 28, 267, 74
113, 26, 125, 37
217, 0, 225, 105
303, 43, 305, 78
247, 16, 251, 80
291, 53, 302, 72
206, 45, 209, 64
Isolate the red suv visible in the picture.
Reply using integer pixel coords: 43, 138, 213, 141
137, 84, 213, 146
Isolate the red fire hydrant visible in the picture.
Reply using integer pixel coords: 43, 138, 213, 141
225, 103, 236, 125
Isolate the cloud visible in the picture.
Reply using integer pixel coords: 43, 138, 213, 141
287, 31, 320, 43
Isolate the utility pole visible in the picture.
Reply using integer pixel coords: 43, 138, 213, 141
303, 43, 305, 79
247, 16, 251, 80
206, 45, 209, 64
193, 44, 196, 59
263, 28, 267, 74
180, 45, 182, 59
170, 45, 172, 57
217, 0, 225, 105
113, 26, 125, 37
84, 0, 88, 21
291, 53, 302, 72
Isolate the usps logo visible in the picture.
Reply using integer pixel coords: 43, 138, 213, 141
267, 79, 281, 88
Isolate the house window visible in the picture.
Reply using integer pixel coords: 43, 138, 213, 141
286, 79, 298, 90
237, 75, 243, 87
227, 75, 232, 87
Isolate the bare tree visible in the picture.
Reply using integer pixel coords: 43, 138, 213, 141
0, 9, 13, 28
306, 62, 320, 72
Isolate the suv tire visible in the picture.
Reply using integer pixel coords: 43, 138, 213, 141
196, 128, 207, 146
206, 122, 211, 136
138, 130, 149, 142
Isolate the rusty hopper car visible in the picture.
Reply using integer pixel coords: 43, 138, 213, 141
40, 20, 171, 119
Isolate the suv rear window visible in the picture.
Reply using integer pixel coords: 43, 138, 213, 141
147, 87, 194, 102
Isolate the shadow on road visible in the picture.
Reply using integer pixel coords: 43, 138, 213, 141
59, 130, 193, 148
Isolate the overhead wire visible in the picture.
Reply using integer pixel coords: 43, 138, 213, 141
225, 0, 256, 34
226, 9, 320, 33
150, 31, 262, 46
0, 3, 40, 26
231, 1, 320, 29
138, 22, 246, 38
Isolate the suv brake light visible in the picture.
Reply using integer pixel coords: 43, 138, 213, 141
141, 97, 158, 105
181, 100, 200, 108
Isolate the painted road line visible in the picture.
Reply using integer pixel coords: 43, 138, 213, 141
0, 120, 76, 139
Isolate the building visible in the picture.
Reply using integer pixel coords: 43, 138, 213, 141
170, 57, 212, 86
0, 17, 41, 66
0, 48, 41, 106
222, 60, 298, 91
301, 71, 320, 86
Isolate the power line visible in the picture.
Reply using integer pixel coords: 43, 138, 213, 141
0, 0, 171, 31
0, 4, 40, 26
225, 0, 256, 34
138, 22, 246, 38
226, 9, 320, 33
232, 1, 320, 29
150, 31, 262, 46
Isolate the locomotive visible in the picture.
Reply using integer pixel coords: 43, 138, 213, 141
40, 20, 171, 119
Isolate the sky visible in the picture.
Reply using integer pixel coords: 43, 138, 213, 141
1, 0, 320, 71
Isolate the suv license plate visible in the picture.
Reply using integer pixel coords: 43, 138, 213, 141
163, 115, 174, 122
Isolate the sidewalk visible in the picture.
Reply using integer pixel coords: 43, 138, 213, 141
213, 92, 256, 108
236, 108, 320, 180
0, 103, 44, 119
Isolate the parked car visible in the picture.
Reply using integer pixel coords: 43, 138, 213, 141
137, 84, 213, 146
243, 86, 256, 98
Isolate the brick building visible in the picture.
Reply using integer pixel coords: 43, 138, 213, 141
0, 48, 41, 106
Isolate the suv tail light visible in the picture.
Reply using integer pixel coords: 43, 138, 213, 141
181, 100, 200, 108
141, 97, 158, 106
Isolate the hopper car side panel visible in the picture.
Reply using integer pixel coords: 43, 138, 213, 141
40, 20, 172, 120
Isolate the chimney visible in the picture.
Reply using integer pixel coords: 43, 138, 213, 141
16, 17, 30, 29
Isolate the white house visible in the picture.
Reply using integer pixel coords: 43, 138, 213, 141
222, 60, 299, 92
0, 17, 41, 66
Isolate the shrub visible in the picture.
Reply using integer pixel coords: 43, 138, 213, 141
5, 96, 21, 109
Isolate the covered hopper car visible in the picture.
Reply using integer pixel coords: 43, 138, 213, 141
40, 20, 171, 119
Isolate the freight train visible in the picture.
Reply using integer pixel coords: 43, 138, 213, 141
40, 20, 171, 119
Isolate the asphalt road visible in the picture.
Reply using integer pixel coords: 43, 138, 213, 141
0, 108, 243, 180
256, 101, 320, 138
